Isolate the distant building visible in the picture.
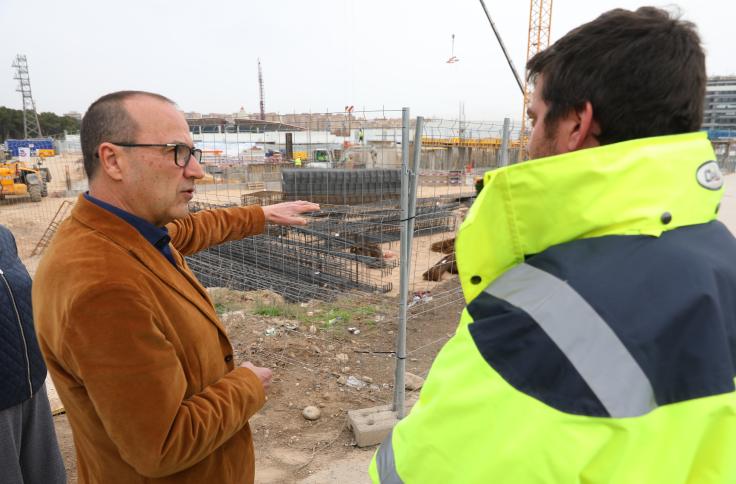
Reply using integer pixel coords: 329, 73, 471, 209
235, 106, 250, 119
703, 76, 736, 138
185, 116, 305, 135
183, 110, 403, 135
64, 111, 82, 121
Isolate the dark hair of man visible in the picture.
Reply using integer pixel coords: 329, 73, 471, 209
526, 7, 705, 146
80, 91, 175, 179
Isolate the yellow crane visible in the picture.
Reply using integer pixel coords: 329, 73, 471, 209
519, 0, 553, 157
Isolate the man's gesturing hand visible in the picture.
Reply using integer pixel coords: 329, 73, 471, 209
240, 361, 273, 392
262, 201, 320, 226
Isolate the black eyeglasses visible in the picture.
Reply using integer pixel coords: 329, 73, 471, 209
109, 143, 203, 168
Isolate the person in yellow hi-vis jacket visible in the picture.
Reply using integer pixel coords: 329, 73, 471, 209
371, 7, 736, 483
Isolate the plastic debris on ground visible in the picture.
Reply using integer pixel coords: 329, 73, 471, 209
346, 376, 367, 389
408, 290, 433, 308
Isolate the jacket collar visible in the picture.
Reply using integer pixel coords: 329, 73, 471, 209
70, 194, 226, 334
83, 192, 171, 249
456, 132, 723, 303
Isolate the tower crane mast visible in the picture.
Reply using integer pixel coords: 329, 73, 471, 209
258, 58, 266, 121
520, 0, 553, 157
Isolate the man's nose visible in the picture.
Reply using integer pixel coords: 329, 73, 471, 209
184, 156, 205, 179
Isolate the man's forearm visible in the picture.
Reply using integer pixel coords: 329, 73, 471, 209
167, 205, 266, 255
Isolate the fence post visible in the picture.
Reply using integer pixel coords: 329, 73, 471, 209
393, 111, 424, 418
64, 165, 71, 192
394, 107, 410, 415
500, 117, 511, 167
408, 116, 424, 240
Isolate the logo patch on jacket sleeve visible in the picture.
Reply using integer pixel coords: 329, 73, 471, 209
696, 161, 724, 190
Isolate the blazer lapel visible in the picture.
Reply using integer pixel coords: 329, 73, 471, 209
71, 195, 228, 336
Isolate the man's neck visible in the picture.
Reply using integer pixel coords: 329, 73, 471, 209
88, 182, 152, 225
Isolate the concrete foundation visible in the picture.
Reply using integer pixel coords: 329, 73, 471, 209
347, 395, 418, 448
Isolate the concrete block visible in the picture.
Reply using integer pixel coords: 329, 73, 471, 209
348, 395, 418, 448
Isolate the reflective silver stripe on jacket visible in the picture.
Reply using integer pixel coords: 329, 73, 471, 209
376, 430, 403, 484
486, 263, 657, 418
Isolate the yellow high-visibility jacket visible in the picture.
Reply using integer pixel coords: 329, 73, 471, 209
371, 132, 736, 483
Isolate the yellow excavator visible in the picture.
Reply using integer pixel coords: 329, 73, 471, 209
0, 161, 49, 202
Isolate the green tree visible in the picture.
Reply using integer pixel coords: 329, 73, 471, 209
38, 111, 81, 138
0, 106, 80, 142
0, 106, 24, 141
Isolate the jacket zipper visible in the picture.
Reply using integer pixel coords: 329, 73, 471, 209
0, 268, 33, 399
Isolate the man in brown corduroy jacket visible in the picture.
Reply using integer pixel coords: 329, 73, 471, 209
33, 91, 318, 483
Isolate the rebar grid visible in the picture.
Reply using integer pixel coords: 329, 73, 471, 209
186, 197, 458, 302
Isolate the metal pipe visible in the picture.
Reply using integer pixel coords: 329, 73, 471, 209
500, 117, 511, 167
408, 116, 424, 239
394, 107, 411, 415
397, 116, 424, 419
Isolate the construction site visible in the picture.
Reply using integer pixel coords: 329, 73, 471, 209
2, 2, 736, 483
1, 50, 520, 483
2, 116, 508, 482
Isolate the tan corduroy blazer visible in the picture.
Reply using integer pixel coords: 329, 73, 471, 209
34, 195, 267, 483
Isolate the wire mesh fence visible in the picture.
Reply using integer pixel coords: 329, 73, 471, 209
6, 110, 736, 466
1, 149, 85, 274
3, 108, 520, 403
181, 111, 516, 322
11, 108, 736, 425
713, 139, 736, 173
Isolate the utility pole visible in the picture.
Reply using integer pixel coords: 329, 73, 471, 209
12, 54, 43, 138
258, 58, 266, 121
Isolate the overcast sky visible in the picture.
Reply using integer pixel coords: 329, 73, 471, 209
0, 0, 733, 122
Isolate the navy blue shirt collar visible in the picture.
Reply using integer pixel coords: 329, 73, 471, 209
84, 192, 176, 265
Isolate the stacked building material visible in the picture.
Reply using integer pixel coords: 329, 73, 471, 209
281, 168, 401, 205
186, 198, 460, 301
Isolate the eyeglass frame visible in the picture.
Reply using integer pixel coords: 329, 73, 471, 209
105, 142, 203, 168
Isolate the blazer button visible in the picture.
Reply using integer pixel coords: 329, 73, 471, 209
224, 354, 233, 363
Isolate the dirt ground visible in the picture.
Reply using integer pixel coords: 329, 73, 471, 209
51, 279, 464, 483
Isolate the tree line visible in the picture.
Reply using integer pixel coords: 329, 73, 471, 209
0, 106, 81, 142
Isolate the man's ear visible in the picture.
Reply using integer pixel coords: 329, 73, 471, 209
566, 101, 601, 151
97, 142, 125, 181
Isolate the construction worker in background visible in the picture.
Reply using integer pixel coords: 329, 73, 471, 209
371, 7, 736, 483
472, 175, 483, 195
294, 156, 302, 167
